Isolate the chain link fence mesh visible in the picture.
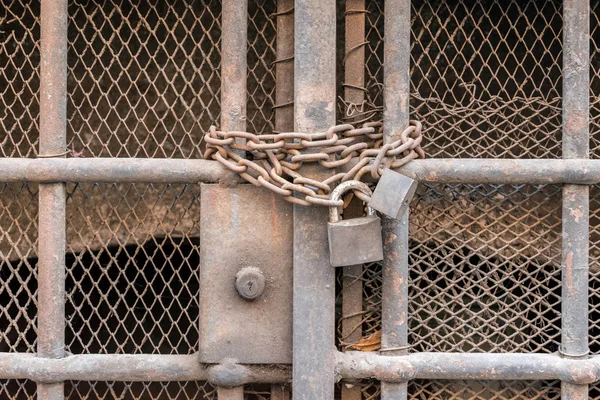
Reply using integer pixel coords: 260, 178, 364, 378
336, 0, 568, 398
1, 0, 600, 399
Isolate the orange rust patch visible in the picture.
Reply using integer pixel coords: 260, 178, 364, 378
425, 171, 437, 181
565, 251, 575, 295
570, 207, 584, 223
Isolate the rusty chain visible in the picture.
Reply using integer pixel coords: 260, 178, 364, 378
203, 121, 424, 207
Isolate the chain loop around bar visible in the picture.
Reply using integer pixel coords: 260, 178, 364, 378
203, 121, 424, 207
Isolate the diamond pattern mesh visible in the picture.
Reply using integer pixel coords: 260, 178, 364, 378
67, 0, 221, 159
0, 0, 597, 399
408, 380, 561, 400
0, 183, 38, 354
247, 0, 276, 134
64, 183, 201, 355
0, 1, 39, 158
411, 0, 563, 159
336, 0, 566, 398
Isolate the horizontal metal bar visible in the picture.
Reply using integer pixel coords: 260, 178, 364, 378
2, 158, 600, 185
3, 351, 600, 384
0, 158, 237, 184
0, 353, 290, 384
335, 351, 600, 385
398, 158, 600, 184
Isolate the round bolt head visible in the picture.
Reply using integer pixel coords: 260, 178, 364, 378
235, 267, 266, 301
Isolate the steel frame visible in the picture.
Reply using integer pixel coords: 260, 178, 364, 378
0, 0, 592, 399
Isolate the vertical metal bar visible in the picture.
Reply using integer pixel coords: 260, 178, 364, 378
218, 1, 247, 399
221, 0, 247, 133
344, 0, 365, 108
561, 0, 590, 399
381, 0, 410, 398
38, 0, 68, 399
272, 1, 293, 398
293, 0, 336, 399
274, 0, 294, 133
342, 3, 366, 399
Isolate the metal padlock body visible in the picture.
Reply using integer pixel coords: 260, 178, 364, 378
369, 168, 418, 219
328, 181, 384, 267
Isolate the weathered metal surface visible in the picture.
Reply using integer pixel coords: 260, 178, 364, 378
274, 0, 294, 132
335, 351, 600, 384
328, 214, 383, 267
0, 158, 236, 184
199, 184, 293, 364
292, 0, 336, 397
272, 3, 294, 396
381, 0, 411, 398
221, 0, 247, 135
0, 353, 291, 383
369, 169, 418, 219
39, 0, 68, 399
9, 158, 600, 184
562, 1, 590, 399
381, 214, 409, 356
342, 1, 366, 398
328, 181, 383, 267
235, 267, 267, 300
6, 351, 600, 384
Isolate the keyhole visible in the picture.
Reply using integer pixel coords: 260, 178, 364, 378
235, 267, 266, 301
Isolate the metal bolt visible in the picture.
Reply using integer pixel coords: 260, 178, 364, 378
235, 267, 266, 300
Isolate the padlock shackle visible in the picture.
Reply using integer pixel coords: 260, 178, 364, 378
329, 180, 374, 223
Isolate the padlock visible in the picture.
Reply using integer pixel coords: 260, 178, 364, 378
368, 168, 418, 219
328, 180, 384, 267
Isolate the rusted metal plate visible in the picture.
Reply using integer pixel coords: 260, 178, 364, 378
199, 184, 292, 364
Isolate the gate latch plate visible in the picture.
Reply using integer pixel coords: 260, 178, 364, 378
199, 184, 292, 364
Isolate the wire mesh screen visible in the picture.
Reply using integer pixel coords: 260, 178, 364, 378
67, 0, 221, 159
336, 0, 566, 398
0, 0, 598, 399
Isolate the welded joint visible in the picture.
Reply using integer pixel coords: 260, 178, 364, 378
207, 359, 248, 387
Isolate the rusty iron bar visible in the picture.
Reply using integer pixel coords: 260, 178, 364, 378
292, 0, 337, 398
0, 353, 290, 383
221, 0, 247, 135
335, 352, 600, 384
341, 1, 365, 399
561, 0, 590, 399
38, 0, 68, 399
0, 158, 237, 184
7, 158, 600, 184
5, 351, 600, 384
217, 1, 247, 398
380, 0, 411, 398
272, 0, 294, 397
274, 0, 294, 132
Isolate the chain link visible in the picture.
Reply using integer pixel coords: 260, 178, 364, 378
203, 121, 424, 207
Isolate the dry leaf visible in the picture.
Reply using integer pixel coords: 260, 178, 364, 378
348, 330, 381, 352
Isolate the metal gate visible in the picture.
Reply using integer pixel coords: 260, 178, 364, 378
1, 0, 599, 399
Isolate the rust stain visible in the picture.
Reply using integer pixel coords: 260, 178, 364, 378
271, 194, 279, 239
570, 207, 584, 223
565, 251, 575, 295
425, 171, 437, 181
385, 232, 398, 244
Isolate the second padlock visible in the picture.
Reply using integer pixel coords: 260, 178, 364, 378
327, 180, 384, 267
